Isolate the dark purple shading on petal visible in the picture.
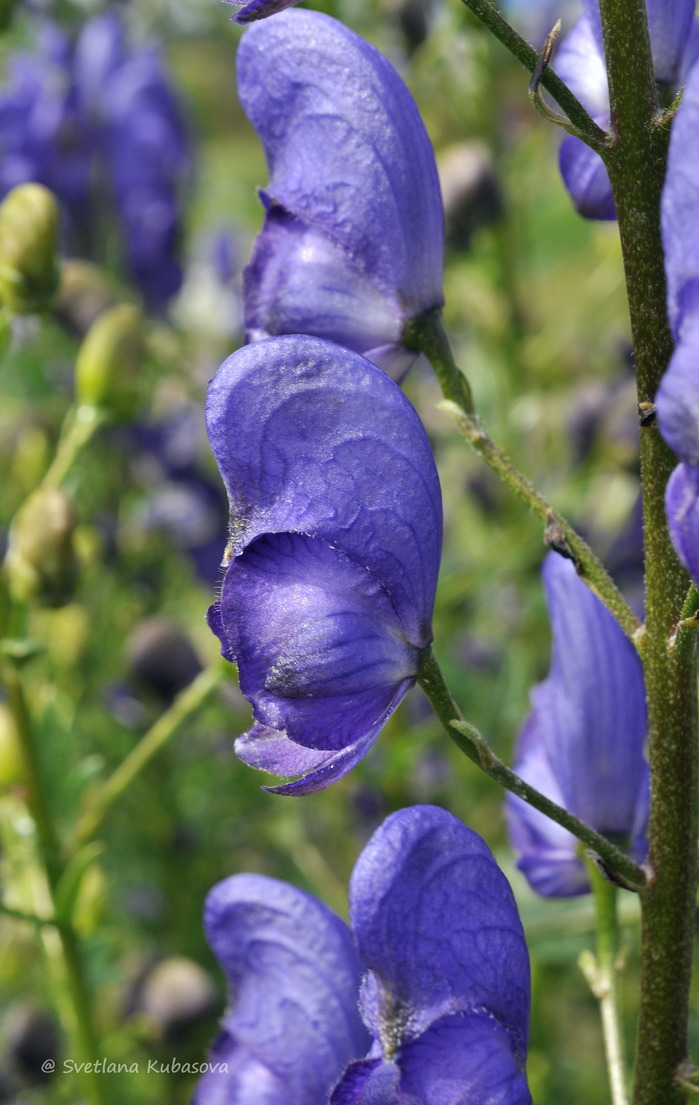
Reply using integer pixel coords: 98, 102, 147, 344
656, 300, 699, 463
219, 532, 420, 752
397, 1012, 533, 1105
243, 205, 415, 380
643, 0, 697, 82
330, 1058, 399, 1105
665, 462, 699, 584
233, 680, 412, 796
507, 553, 648, 897
349, 805, 530, 1065
206, 336, 442, 648
197, 874, 370, 1105
236, 9, 443, 352
226, 0, 302, 23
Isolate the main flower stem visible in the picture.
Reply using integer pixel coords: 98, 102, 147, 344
594, 0, 698, 1099
406, 311, 642, 643
417, 649, 645, 890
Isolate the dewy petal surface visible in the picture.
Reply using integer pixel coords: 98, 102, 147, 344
236, 9, 444, 329
507, 554, 648, 896
206, 336, 442, 648
349, 805, 530, 1065
198, 873, 370, 1104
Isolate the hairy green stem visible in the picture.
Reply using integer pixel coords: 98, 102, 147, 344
581, 859, 630, 1105
406, 312, 642, 642
417, 649, 645, 889
593, 0, 698, 1099
457, 0, 609, 144
71, 658, 227, 850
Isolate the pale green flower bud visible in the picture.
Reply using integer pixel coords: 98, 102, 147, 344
0, 184, 61, 314
5, 487, 78, 607
74, 303, 146, 420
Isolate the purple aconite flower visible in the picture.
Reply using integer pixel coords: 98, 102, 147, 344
222, 0, 302, 24
554, 0, 699, 219
0, 11, 190, 311
206, 335, 442, 794
656, 61, 699, 580
195, 805, 533, 1105
237, 10, 444, 382
506, 553, 648, 897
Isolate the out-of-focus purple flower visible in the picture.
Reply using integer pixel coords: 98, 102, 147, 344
555, 0, 699, 219
0, 10, 190, 312
506, 553, 648, 897
206, 335, 442, 794
196, 805, 532, 1105
222, 0, 302, 24
127, 406, 229, 586
656, 61, 699, 580
237, 10, 444, 382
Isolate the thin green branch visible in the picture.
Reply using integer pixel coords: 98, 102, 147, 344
0, 658, 107, 1105
0, 899, 54, 927
42, 403, 107, 490
580, 858, 630, 1105
457, 0, 610, 147
417, 649, 646, 890
405, 311, 642, 643
71, 658, 227, 851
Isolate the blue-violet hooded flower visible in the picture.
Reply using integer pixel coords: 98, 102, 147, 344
506, 553, 649, 897
236, 9, 445, 382
554, 0, 699, 219
206, 335, 442, 794
655, 59, 699, 581
195, 805, 532, 1105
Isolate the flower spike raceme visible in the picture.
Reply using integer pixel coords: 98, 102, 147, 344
656, 60, 699, 582
506, 553, 649, 897
206, 335, 442, 794
554, 0, 699, 219
236, 9, 445, 382
195, 806, 533, 1105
